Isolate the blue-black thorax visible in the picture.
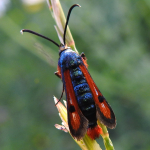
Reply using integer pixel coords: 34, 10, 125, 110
58, 48, 82, 71
58, 48, 97, 127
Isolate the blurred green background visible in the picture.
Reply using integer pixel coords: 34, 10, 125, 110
0, 0, 150, 150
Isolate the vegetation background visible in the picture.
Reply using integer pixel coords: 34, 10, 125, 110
0, 0, 150, 149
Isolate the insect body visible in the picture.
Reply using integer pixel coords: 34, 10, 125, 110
58, 47, 102, 139
21, 4, 116, 140
56, 45, 116, 140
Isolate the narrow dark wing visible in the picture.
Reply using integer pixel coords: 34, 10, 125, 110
62, 69, 88, 140
79, 65, 116, 129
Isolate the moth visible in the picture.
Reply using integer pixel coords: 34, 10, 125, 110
21, 4, 116, 140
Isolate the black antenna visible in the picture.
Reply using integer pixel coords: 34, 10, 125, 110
63, 4, 81, 45
20, 29, 59, 47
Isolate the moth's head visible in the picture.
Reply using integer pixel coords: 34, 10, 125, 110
59, 44, 69, 56
59, 43, 67, 51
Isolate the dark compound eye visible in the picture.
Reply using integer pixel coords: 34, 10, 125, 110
69, 105, 76, 113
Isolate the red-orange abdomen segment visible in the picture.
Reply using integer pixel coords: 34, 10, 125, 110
87, 125, 102, 140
